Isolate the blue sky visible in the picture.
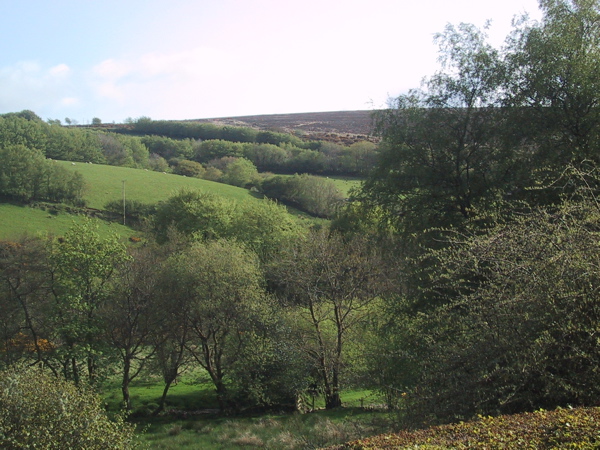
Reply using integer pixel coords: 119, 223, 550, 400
0, 0, 541, 123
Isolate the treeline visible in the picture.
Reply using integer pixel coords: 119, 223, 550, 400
0, 111, 375, 217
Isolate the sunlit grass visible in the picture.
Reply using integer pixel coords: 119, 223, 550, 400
55, 161, 262, 209
0, 203, 137, 240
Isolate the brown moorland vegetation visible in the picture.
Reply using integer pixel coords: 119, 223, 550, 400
193, 110, 377, 145
328, 407, 600, 449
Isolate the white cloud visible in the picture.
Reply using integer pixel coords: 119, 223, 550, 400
0, 61, 79, 117
49, 63, 70, 77
60, 97, 79, 106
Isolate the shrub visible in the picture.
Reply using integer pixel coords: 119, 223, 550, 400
0, 365, 136, 449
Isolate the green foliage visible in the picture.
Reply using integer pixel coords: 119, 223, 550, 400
49, 220, 130, 383
153, 188, 302, 261
219, 157, 259, 187
0, 145, 85, 204
397, 178, 600, 423
172, 159, 205, 178
262, 174, 345, 218
271, 230, 393, 409
0, 365, 136, 449
141, 135, 194, 161
159, 240, 269, 410
98, 133, 149, 168
340, 407, 600, 449
193, 139, 244, 162
153, 189, 236, 243
506, 0, 600, 163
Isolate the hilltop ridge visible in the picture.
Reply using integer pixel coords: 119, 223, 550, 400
191, 110, 377, 145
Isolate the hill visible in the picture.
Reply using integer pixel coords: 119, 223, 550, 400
56, 161, 262, 210
191, 110, 377, 145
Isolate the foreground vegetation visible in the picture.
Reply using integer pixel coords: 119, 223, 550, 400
333, 407, 600, 449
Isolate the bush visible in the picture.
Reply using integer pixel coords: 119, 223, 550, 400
0, 365, 136, 449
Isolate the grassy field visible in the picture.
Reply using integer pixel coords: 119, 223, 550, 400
0, 203, 137, 241
329, 176, 363, 197
100, 375, 389, 450
56, 161, 262, 210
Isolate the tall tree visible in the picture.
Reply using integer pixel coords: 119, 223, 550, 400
101, 244, 164, 409
272, 230, 392, 409
361, 23, 514, 241
159, 240, 268, 411
49, 220, 129, 384
505, 0, 600, 167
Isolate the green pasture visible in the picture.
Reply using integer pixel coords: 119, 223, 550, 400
56, 161, 262, 209
329, 176, 363, 197
0, 203, 137, 241
101, 374, 388, 450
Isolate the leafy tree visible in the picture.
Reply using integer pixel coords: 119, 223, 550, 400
242, 142, 290, 172
101, 244, 164, 409
193, 139, 244, 163
505, 0, 600, 167
262, 174, 344, 218
271, 230, 392, 409
361, 23, 514, 242
153, 189, 302, 263
0, 238, 54, 370
0, 365, 135, 449
148, 153, 169, 172
0, 144, 47, 201
397, 170, 600, 424
160, 240, 268, 411
141, 135, 193, 161
220, 157, 259, 187
49, 220, 129, 384
153, 189, 236, 243
172, 159, 206, 178
0, 115, 48, 153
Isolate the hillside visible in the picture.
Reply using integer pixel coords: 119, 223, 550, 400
191, 110, 377, 145
56, 161, 262, 210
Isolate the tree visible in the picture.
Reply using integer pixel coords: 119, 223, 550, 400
159, 240, 268, 411
0, 238, 54, 370
49, 220, 129, 384
91, 117, 102, 125
0, 365, 135, 449
271, 230, 392, 409
153, 189, 236, 243
172, 159, 206, 178
397, 168, 600, 424
505, 0, 600, 167
220, 157, 259, 187
101, 244, 164, 409
361, 23, 514, 240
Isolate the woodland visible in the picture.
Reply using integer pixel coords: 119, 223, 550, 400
2, 0, 600, 448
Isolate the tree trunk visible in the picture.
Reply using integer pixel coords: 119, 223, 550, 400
122, 358, 131, 410
153, 377, 175, 416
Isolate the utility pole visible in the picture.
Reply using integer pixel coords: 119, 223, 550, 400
122, 180, 126, 226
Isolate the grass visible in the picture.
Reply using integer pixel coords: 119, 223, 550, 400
135, 408, 392, 450
329, 176, 363, 197
101, 373, 389, 449
0, 203, 137, 241
56, 161, 262, 209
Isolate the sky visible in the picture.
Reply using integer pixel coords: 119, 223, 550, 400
0, 0, 542, 123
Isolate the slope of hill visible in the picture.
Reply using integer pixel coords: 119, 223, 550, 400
192, 110, 377, 145
0, 203, 136, 241
56, 161, 262, 210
